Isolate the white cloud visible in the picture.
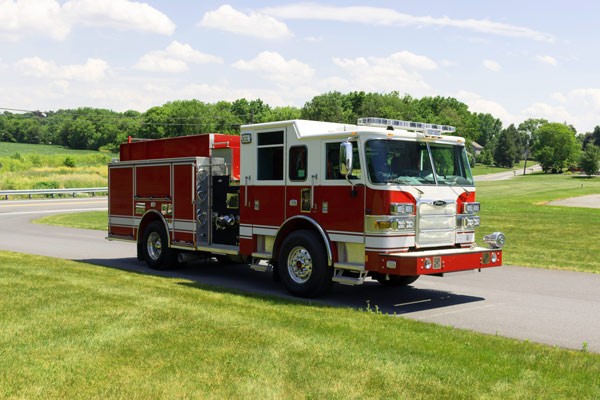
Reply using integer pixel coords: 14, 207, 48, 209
551, 92, 566, 103
519, 89, 600, 133
330, 51, 437, 94
16, 57, 109, 81
0, 0, 174, 41
233, 51, 314, 85
49, 80, 70, 95
536, 55, 558, 66
63, 0, 175, 35
134, 41, 223, 72
262, 4, 554, 42
521, 102, 571, 123
483, 59, 502, 72
0, 0, 69, 40
455, 90, 514, 124
199, 5, 292, 39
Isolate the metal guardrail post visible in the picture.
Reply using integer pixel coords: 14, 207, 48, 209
0, 187, 108, 200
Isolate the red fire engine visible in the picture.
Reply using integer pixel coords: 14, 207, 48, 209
108, 118, 504, 297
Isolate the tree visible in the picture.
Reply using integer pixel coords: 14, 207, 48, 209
531, 122, 580, 173
475, 113, 502, 147
301, 91, 353, 123
582, 126, 600, 149
493, 124, 518, 167
580, 145, 600, 176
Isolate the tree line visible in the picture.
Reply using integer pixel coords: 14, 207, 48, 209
1, 91, 599, 174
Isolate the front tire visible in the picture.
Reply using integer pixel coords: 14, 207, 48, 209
278, 230, 332, 298
142, 221, 177, 270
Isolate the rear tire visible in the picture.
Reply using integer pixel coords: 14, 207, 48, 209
142, 221, 177, 270
375, 274, 419, 287
278, 230, 332, 298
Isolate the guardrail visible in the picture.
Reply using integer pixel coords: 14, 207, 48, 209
0, 187, 108, 200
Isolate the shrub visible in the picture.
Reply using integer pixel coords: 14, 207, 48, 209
33, 181, 60, 189
63, 156, 76, 168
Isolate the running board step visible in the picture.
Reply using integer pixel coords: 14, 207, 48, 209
250, 258, 272, 273
332, 269, 367, 286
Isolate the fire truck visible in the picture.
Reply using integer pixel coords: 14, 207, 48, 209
108, 117, 504, 297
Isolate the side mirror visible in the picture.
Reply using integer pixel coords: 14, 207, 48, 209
340, 141, 353, 177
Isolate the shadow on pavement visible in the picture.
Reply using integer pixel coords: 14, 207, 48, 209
79, 257, 485, 316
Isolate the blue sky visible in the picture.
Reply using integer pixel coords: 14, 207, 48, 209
1, 1, 599, 133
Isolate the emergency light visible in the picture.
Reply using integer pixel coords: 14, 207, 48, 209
357, 117, 456, 136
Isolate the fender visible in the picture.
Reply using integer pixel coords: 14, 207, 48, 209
273, 215, 333, 266
136, 209, 171, 246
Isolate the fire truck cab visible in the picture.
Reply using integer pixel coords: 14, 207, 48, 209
108, 118, 504, 297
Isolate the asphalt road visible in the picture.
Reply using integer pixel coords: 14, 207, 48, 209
1, 197, 599, 353
474, 164, 542, 181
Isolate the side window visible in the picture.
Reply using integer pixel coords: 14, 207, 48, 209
289, 146, 307, 181
326, 142, 361, 180
325, 143, 341, 179
257, 131, 284, 180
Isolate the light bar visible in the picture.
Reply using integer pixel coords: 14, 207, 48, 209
357, 117, 456, 136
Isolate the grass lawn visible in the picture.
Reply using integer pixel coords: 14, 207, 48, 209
1, 250, 598, 399
476, 173, 600, 273
0, 141, 104, 156
33, 210, 107, 230
471, 160, 531, 176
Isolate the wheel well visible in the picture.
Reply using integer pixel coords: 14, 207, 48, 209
137, 211, 169, 246
273, 216, 333, 266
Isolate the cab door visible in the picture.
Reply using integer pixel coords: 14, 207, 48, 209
241, 128, 286, 229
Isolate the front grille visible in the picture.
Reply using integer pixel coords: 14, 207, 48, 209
417, 200, 456, 248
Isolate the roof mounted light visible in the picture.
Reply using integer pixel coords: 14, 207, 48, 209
357, 117, 456, 136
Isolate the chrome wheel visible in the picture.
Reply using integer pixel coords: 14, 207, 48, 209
287, 246, 313, 284
146, 231, 163, 261
278, 230, 333, 298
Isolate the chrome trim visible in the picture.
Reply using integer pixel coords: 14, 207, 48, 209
389, 246, 500, 257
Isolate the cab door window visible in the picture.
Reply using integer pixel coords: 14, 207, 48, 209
289, 145, 307, 181
325, 142, 361, 180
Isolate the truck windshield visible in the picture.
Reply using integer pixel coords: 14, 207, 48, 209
365, 139, 474, 186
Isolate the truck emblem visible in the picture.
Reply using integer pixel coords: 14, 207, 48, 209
433, 200, 446, 207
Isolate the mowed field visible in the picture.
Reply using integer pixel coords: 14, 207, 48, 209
1, 251, 599, 399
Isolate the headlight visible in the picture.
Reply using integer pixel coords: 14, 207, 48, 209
459, 215, 480, 228
370, 216, 415, 232
484, 232, 506, 249
463, 202, 480, 214
390, 203, 414, 215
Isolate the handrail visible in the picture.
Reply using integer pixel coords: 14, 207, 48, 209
0, 187, 108, 200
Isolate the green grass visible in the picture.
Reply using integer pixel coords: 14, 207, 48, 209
33, 211, 107, 230
1, 250, 598, 399
0, 141, 106, 156
471, 161, 531, 176
476, 173, 600, 273
0, 142, 114, 190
